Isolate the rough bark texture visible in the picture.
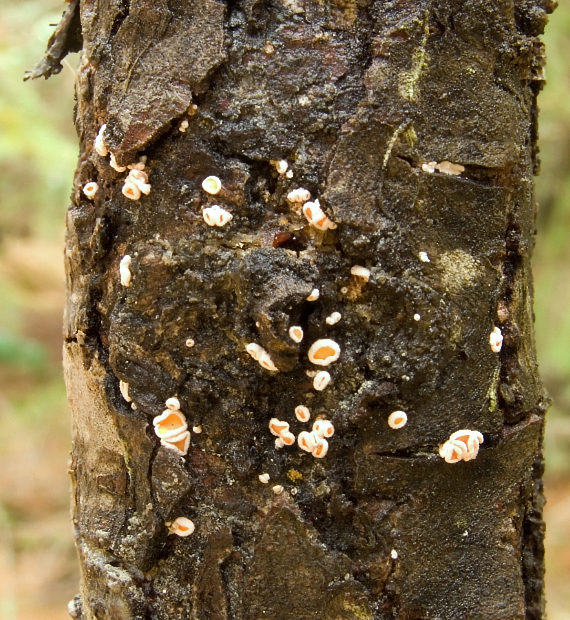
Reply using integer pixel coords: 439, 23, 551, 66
58, 0, 555, 618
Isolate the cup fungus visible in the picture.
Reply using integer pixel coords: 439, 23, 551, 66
122, 180, 142, 201
167, 516, 195, 537
161, 430, 191, 456
110, 152, 127, 172
313, 419, 334, 438
94, 124, 108, 157
489, 326, 503, 353
203, 205, 233, 227
325, 312, 342, 325
308, 339, 341, 366
439, 429, 484, 463
288, 326, 304, 343
119, 380, 132, 403
298, 430, 317, 452
302, 199, 337, 231
246, 343, 278, 372
165, 397, 181, 411
387, 410, 408, 429
312, 437, 329, 458
202, 175, 222, 195
153, 409, 188, 439
294, 405, 311, 423
83, 182, 99, 200
287, 187, 311, 203
313, 370, 331, 391
119, 255, 132, 287
350, 265, 370, 281
258, 473, 270, 484
306, 288, 320, 301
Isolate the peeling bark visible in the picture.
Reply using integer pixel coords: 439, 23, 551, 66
60, 0, 554, 618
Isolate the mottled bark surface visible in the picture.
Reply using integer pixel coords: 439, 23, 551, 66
59, 0, 554, 618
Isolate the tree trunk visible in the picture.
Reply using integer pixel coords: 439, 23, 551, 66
56, 0, 555, 617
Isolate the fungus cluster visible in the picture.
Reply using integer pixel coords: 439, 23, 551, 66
298, 418, 335, 458
153, 397, 191, 456
203, 204, 233, 227
122, 168, 151, 201
246, 343, 278, 372
439, 429, 484, 463
269, 418, 295, 448
302, 199, 337, 231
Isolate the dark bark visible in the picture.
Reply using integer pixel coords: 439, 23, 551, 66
59, 0, 555, 618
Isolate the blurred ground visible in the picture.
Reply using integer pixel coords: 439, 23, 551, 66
0, 1, 568, 618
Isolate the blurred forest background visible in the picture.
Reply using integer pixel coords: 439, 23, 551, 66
0, 1, 568, 618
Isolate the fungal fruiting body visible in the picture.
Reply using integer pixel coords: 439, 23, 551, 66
418, 251, 430, 263
350, 265, 370, 281
435, 161, 464, 176
110, 152, 127, 172
153, 409, 188, 439
123, 169, 151, 199
168, 517, 195, 537
313, 419, 334, 439
421, 161, 436, 174
302, 199, 337, 231
202, 175, 222, 195
288, 325, 304, 343
387, 410, 408, 429
439, 429, 484, 463
161, 430, 191, 455
192, 425, 202, 434
94, 124, 108, 157
203, 205, 233, 227
413, 313, 421, 321
122, 181, 141, 201
186, 338, 195, 347
298, 431, 317, 452
312, 437, 329, 458
119, 255, 132, 287
325, 312, 341, 326
313, 370, 331, 391
308, 339, 341, 366
165, 397, 181, 411
269, 418, 295, 448
179, 119, 189, 132
270, 159, 288, 174
246, 343, 278, 372
294, 405, 311, 423
306, 288, 320, 302
119, 380, 132, 403
83, 182, 98, 200
258, 473, 270, 484
489, 326, 503, 353
287, 187, 311, 203
272, 484, 284, 494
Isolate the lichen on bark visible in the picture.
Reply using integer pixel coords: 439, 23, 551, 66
53, 0, 558, 617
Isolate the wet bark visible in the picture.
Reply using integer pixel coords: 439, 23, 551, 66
56, 0, 555, 618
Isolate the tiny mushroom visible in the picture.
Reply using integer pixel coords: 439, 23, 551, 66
312, 436, 329, 458
298, 431, 317, 453
439, 429, 484, 463
109, 152, 127, 172
287, 187, 311, 203
246, 343, 278, 372
83, 182, 98, 200
313, 419, 334, 439
167, 516, 195, 537
119, 255, 132, 287
306, 288, 320, 302
202, 175, 222, 195
302, 199, 337, 231
94, 124, 108, 157
288, 325, 304, 343
203, 205, 233, 227
119, 380, 132, 403
153, 409, 188, 439
350, 265, 370, 281
165, 397, 181, 411
308, 339, 341, 366
387, 410, 408, 429
294, 405, 311, 423
325, 312, 341, 326
489, 326, 503, 353
161, 430, 191, 456
313, 370, 331, 391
